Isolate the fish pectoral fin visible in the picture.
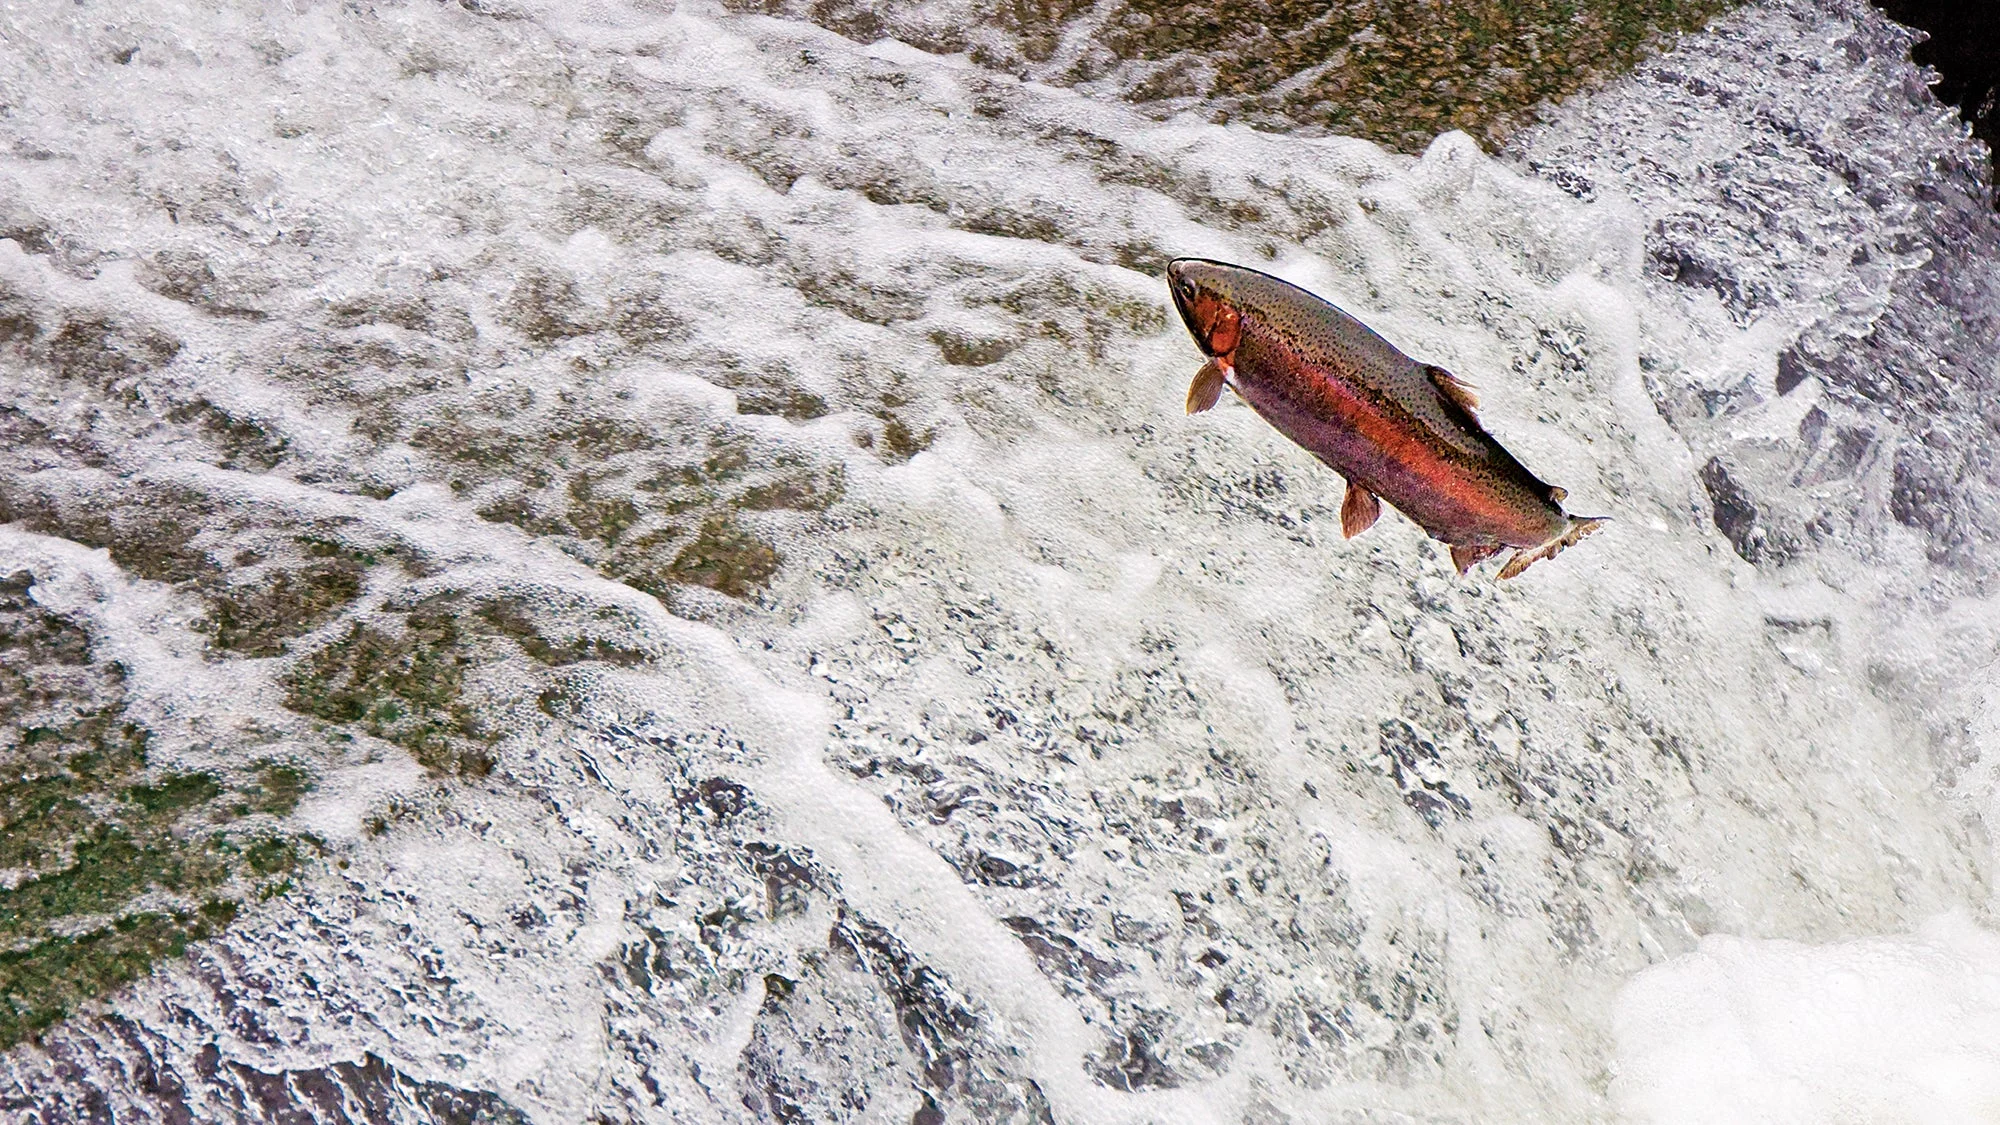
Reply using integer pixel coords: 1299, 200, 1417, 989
1496, 516, 1609, 579
1185, 357, 1227, 414
1425, 364, 1480, 418
1340, 482, 1382, 539
1449, 543, 1501, 575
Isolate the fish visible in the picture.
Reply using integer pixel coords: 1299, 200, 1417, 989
1166, 257, 1604, 579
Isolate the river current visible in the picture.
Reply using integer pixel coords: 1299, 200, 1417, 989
0, 1, 1996, 1121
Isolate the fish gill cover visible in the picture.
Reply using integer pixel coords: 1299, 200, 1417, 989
0, 1, 1996, 1122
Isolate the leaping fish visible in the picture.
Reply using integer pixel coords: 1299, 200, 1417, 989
1167, 258, 1604, 578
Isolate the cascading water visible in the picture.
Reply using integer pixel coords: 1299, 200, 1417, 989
0, 2, 1996, 1122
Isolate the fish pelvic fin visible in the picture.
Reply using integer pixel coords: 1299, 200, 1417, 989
1341, 482, 1381, 539
1497, 515, 1609, 580
1425, 364, 1480, 418
1186, 357, 1227, 414
1449, 542, 1502, 575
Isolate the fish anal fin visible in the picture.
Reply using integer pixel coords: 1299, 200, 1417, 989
1186, 357, 1226, 414
1449, 542, 1501, 575
1341, 482, 1381, 539
1425, 364, 1480, 417
1497, 516, 1609, 579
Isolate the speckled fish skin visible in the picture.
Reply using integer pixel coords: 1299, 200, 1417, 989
1167, 257, 1603, 577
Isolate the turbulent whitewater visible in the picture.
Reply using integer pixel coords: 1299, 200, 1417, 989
0, 1, 1997, 1121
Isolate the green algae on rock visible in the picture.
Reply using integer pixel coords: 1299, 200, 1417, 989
282, 595, 498, 778
0, 570, 310, 1048
281, 587, 664, 777
0, 476, 389, 659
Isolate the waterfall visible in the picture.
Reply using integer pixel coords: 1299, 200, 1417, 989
0, 1, 1994, 1120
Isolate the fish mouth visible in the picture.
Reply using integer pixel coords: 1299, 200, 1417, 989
1165, 259, 1200, 339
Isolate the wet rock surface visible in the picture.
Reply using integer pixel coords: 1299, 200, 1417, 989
726, 0, 1736, 151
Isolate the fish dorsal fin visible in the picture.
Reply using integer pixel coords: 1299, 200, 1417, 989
1340, 481, 1381, 539
1425, 364, 1480, 418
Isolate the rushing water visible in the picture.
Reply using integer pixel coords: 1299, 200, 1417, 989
0, 1, 1997, 1121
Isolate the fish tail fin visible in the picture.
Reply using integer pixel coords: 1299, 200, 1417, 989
1497, 516, 1608, 580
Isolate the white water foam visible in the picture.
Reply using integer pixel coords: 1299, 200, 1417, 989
1613, 914, 2000, 1124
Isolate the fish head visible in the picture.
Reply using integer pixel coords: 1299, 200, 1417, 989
1166, 258, 1242, 357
